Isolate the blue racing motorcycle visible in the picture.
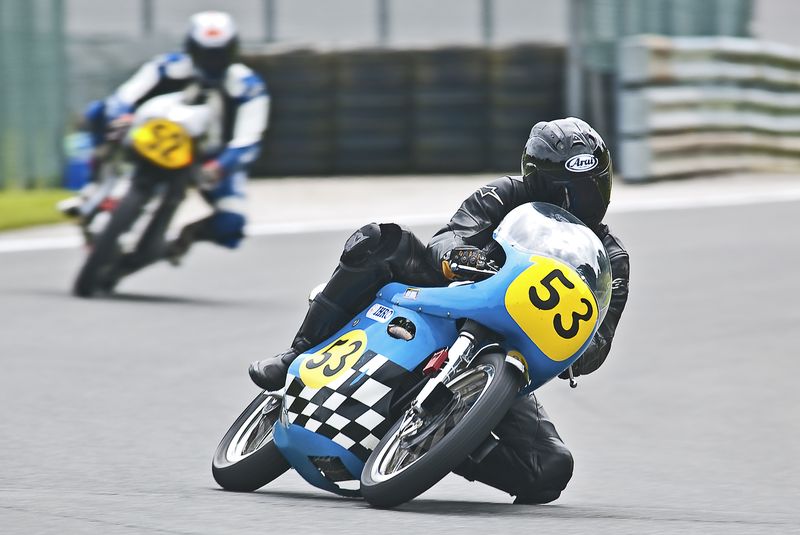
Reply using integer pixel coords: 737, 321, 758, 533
212, 202, 612, 507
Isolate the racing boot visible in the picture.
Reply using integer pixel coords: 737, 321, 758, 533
57, 182, 98, 218
249, 222, 443, 391
164, 216, 213, 266
249, 293, 352, 391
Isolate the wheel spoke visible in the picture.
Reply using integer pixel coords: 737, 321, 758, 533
369, 364, 496, 482
226, 396, 281, 463
242, 415, 273, 455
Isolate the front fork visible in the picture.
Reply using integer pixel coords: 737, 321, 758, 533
410, 319, 490, 417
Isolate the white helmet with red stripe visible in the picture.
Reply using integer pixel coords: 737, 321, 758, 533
185, 11, 239, 83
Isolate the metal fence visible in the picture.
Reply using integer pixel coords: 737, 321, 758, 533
567, 0, 752, 148
0, 0, 66, 189
617, 35, 800, 181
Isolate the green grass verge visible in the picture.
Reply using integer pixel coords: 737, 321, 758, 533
0, 189, 73, 232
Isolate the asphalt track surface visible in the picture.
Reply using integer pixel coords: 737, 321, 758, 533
1, 198, 799, 534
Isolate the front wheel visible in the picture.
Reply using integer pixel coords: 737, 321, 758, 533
72, 187, 147, 297
212, 392, 290, 492
360, 351, 522, 508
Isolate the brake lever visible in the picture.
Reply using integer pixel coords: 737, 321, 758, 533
449, 263, 499, 277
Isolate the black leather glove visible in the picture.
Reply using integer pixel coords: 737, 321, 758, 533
441, 245, 488, 280
558, 335, 609, 379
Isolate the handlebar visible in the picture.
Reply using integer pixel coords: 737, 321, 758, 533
448, 260, 500, 280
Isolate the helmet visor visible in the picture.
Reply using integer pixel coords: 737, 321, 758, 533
190, 44, 235, 80
530, 170, 610, 228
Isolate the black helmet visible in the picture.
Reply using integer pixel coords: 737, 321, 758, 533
184, 11, 239, 83
522, 117, 612, 229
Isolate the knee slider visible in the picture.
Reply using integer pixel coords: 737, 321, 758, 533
341, 223, 383, 267
210, 211, 246, 248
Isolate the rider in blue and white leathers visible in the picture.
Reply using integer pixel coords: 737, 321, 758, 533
83, 11, 269, 261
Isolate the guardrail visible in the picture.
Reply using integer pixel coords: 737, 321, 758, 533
617, 35, 800, 182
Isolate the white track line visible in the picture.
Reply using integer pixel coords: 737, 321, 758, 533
2, 188, 800, 254
245, 212, 450, 236
0, 235, 84, 253
611, 188, 800, 212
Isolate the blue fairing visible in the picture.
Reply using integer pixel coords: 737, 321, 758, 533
276, 296, 457, 495
274, 268, 591, 494
288, 297, 458, 375
273, 423, 364, 497
382, 273, 589, 391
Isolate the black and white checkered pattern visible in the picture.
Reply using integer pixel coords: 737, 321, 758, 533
284, 350, 406, 460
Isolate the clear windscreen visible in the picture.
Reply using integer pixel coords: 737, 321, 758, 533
494, 202, 612, 318
132, 91, 213, 138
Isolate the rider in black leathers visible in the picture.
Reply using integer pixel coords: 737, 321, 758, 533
250, 117, 630, 504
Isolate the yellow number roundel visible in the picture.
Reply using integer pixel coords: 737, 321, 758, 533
505, 255, 598, 362
131, 119, 193, 169
299, 330, 368, 389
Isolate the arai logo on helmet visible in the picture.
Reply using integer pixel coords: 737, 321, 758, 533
565, 154, 598, 173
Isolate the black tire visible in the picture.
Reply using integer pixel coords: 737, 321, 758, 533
212, 392, 290, 492
72, 187, 147, 298
360, 351, 522, 508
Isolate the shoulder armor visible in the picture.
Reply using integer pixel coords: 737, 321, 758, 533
156, 52, 193, 79
225, 63, 267, 100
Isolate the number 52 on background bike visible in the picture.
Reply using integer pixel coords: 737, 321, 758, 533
72, 92, 213, 298
213, 202, 612, 508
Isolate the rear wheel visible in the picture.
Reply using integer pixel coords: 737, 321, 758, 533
360, 352, 522, 508
72, 187, 147, 297
212, 393, 290, 492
